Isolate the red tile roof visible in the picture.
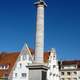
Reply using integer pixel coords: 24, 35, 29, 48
0, 52, 19, 77
62, 60, 80, 65
61, 60, 80, 69
44, 52, 50, 63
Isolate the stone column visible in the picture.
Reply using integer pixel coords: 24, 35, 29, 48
35, 1, 47, 63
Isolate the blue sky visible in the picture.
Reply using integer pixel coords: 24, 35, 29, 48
0, 0, 80, 60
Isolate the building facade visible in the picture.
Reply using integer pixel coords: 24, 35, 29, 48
0, 42, 59, 80
60, 60, 80, 80
47, 48, 60, 80
0, 48, 80, 80
9, 43, 33, 80
0, 43, 59, 80
9, 43, 59, 80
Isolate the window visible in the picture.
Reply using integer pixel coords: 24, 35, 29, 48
53, 55, 55, 58
61, 78, 64, 80
53, 74, 55, 76
79, 77, 80, 79
67, 72, 71, 75
23, 54, 27, 60
67, 78, 71, 80
48, 66, 50, 69
56, 74, 59, 77
2, 65, 4, 68
21, 73, 27, 77
61, 72, 64, 75
49, 72, 52, 76
73, 78, 77, 80
73, 72, 77, 75
20, 63, 22, 68
15, 73, 17, 77
0, 64, 9, 70
53, 65, 56, 68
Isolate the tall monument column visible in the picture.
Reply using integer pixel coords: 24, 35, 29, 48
26, 1, 48, 80
34, 0, 47, 63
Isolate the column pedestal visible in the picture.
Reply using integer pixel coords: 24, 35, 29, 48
26, 64, 48, 80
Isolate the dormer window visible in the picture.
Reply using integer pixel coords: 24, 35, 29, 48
0, 64, 9, 70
